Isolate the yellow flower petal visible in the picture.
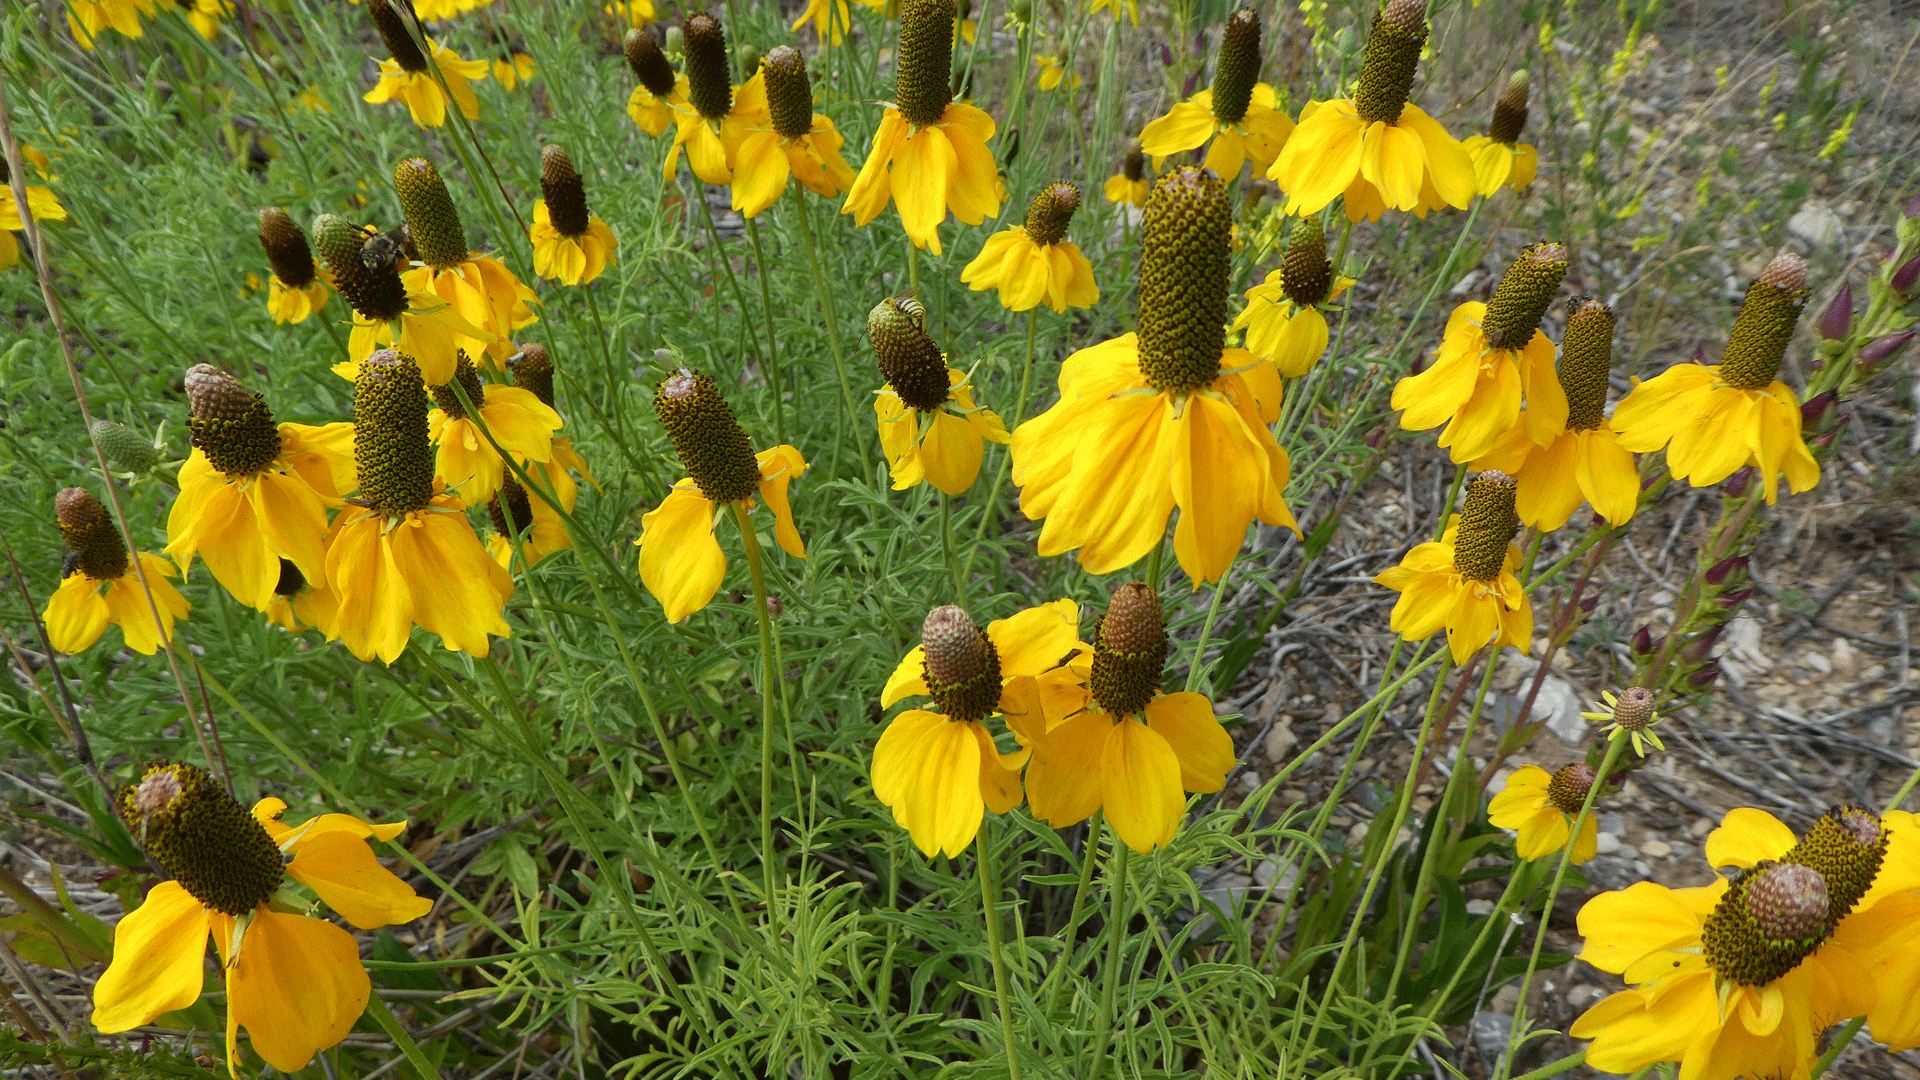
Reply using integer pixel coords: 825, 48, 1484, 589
1101, 718, 1186, 853
637, 486, 726, 623
91, 881, 208, 1032
285, 829, 434, 930
216, 908, 369, 1074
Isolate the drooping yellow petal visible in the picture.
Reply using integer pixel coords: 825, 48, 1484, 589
216, 908, 369, 1074
285, 829, 433, 930
389, 510, 513, 658
754, 444, 809, 558
91, 881, 209, 1033
1169, 390, 1268, 586
1702, 807, 1797, 870
1101, 718, 1186, 854
918, 407, 986, 495
1143, 692, 1233, 792
1575, 880, 1715, 974
637, 486, 726, 623
1024, 712, 1111, 827
985, 598, 1082, 678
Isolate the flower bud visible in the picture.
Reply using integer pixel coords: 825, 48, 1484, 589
1894, 254, 1920, 295
1799, 390, 1836, 427
90, 420, 159, 474
1687, 666, 1720, 689
1580, 593, 1600, 614
1631, 626, 1657, 655
1725, 467, 1752, 498
1817, 282, 1852, 341
1719, 586, 1754, 609
1681, 624, 1724, 663
1859, 328, 1915, 364
1705, 554, 1748, 586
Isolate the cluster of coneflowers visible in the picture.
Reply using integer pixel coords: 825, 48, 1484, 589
18, 0, 1920, 1074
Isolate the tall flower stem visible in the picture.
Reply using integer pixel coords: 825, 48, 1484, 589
1039, 811, 1105, 1015
976, 819, 1025, 1080
312, 306, 349, 357
746, 217, 786, 445
581, 285, 628, 446
730, 500, 784, 928
963, 306, 1040, 576
1185, 555, 1235, 693
1082, 839, 1132, 1080
907, 240, 921, 296
791, 184, 861, 444
940, 492, 966, 605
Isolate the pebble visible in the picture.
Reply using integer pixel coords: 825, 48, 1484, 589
1804, 651, 1833, 674
1595, 832, 1622, 855
1641, 840, 1673, 858
1600, 812, 1627, 836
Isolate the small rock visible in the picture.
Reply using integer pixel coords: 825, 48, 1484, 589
1804, 651, 1833, 675
1786, 200, 1843, 248
1726, 616, 1768, 671
1585, 855, 1641, 890
1466, 898, 1495, 915
1595, 832, 1622, 855
1530, 676, 1589, 746
1192, 869, 1254, 913
1253, 858, 1297, 892
1831, 638, 1856, 676
1641, 840, 1673, 858
1473, 1012, 1514, 1065
1263, 721, 1298, 763
1600, 812, 1627, 837
1687, 817, 1715, 839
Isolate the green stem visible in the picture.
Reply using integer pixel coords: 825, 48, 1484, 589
366, 994, 441, 1080
745, 216, 785, 444
976, 820, 1025, 1079
940, 492, 966, 604
1039, 811, 1105, 1016
1083, 839, 1131, 1080
1184, 556, 1235, 693
1144, 536, 1164, 594
731, 501, 783, 927
907, 240, 921, 296
1884, 761, 1920, 813
1509, 1051, 1587, 1080
792, 183, 861, 444
1813, 1016, 1866, 1078
963, 305, 1040, 578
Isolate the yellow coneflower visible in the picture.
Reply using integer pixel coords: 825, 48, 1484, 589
1025, 584, 1234, 854
604, 0, 654, 26
1611, 252, 1820, 504
43, 488, 190, 656
312, 214, 485, 387
91, 763, 430, 1075
391, 158, 540, 368
1102, 142, 1153, 208
868, 297, 1008, 494
65, 0, 153, 47
493, 51, 536, 90
530, 145, 619, 285
663, 14, 770, 185
1471, 299, 1639, 529
323, 350, 513, 663
256, 209, 330, 325
1582, 687, 1665, 756
1269, 0, 1475, 222
731, 47, 857, 218
1034, 53, 1079, 92
873, 601, 1084, 857
1573, 806, 1920, 1077
361, 0, 486, 129
1, 156, 67, 273
1488, 763, 1600, 863
1392, 242, 1570, 463
1373, 471, 1532, 663
425, 351, 561, 504
623, 29, 689, 138
1012, 169, 1298, 585
176, 0, 230, 39
413, 0, 492, 19
1089, 0, 1138, 25
1230, 218, 1355, 377
506, 343, 598, 513
842, 0, 1001, 255
962, 183, 1098, 314
1138, 10, 1293, 181
484, 476, 570, 569
163, 365, 349, 614
790, 0, 852, 45
634, 369, 807, 623
1463, 71, 1538, 196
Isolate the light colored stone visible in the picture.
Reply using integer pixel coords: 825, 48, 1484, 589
1641, 840, 1673, 858
1595, 832, 1622, 855
1787, 200, 1843, 248
1528, 676, 1589, 746
1804, 651, 1833, 674
1687, 817, 1715, 839
1466, 898, 1495, 915
1263, 721, 1298, 763
1253, 858, 1297, 892
1831, 638, 1857, 676
1726, 616, 1769, 671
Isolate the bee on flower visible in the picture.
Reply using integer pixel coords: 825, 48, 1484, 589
868, 296, 1008, 495
313, 214, 487, 388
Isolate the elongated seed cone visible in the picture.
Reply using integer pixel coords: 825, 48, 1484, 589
763, 46, 815, 140
1090, 583, 1168, 719
1559, 299, 1614, 431
369, 0, 428, 72
508, 343, 555, 408
1281, 218, 1333, 308
55, 487, 128, 581
1210, 10, 1261, 126
1122, 143, 1145, 182
1481, 242, 1568, 350
313, 214, 408, 321
654, 368, 761, 504
124, 762, 285, 916
1451, 471, 1518, 582
395, 158, 468, 270
1353, 0, 1427, 125
1784, 806, 1886, 928
186, 364, 282, 476
258, 209, 317, 288
431, 352, 485, 420
1720, 253, 1809, 390
1489, 70, 1531, 144
868, 297, 950, 411
920, 606, 1003, 723
353, 350, 436, 515
1702, 862, 1831, 987
539, 145, 591, 238
1138, 168, 1232, 394
625, 28, 678, 96
1544, 762, 1596, 815
90, 419, 159, 474
489, 477, 532, 537
896, 0, 956, 126
1024, 183, 1081, 247
684, 14, 733, 121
